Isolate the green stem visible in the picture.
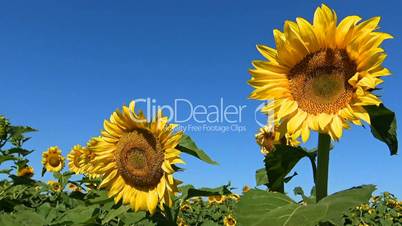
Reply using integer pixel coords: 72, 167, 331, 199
316, 133, 331, 202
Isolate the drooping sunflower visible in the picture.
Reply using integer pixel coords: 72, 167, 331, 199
67, 144, 85, 174
249, 4, 392, 141
42, 146, 65, 172
48, 180, 62, 192
91, 101, 184, 214
17, 166, 34, 177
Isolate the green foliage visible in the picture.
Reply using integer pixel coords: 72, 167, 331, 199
344, 192, 402, 226
364, 104, 398, 155
177, 194, 239, 226
235, 185, 376, 226
177, 134, 218, 165
257, 144, 317, 192
179, 184, 232, 201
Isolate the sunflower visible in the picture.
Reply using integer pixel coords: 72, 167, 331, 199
224, 215, 237, 226
249, 4, 392, 141
67, 183, 81, 192
67, 144, 85, 174
91, 101, 184, 214
42, 146, 64, 172
227, 193, 241, 202
180, 202, 192, 211
17, 166, 34, 177
48, 180, 62, 192
79, 137, 102, 179
177, 217, 188, 226
208, 195, 225, 204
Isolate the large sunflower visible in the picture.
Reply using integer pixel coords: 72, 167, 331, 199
67, 144, 85, 174
91, 101, 184, 214
42, 146, 65, 172
249, 4, 392, 141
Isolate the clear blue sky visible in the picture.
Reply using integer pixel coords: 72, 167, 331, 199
1, 0, 401, 198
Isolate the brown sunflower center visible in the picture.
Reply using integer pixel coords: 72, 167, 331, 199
49, 156, 61, 167
115, 129, 164, 188
227, 218, 236, 225
288, 49, 356, 114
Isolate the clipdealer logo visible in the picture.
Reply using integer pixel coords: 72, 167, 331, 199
132, 98, 249, 133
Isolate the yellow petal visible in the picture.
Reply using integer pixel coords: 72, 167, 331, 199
287, 110, 307, 134
301, 121, 310, 143
318, 113, 333, 130
135, 190, 148, 212
147, 189, 159, 215
277, 100, 298, 120
256, 45, 278, 63
330, 116, 343, 140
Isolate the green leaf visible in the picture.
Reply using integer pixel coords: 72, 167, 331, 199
87, 190, 113, 205
364, 104, 398, 155
264, 144, 316, 192
176, 134, 218, 165
8, 126, 36, 135
235, 185, 375, 226
293, 187, 315, 205
102, 205, 130, 224
255, 168, 268, 186
54, 205, 96, 224
179, 184, 232, 201
0, 155, 18, 164
201, 220, 221, 226
235, 189, 295, 224
119, 211, 148, 225
0, 169, 12, 175
36, 203, 59, 224
0, 211, 46, 226
5, 147, 33, 156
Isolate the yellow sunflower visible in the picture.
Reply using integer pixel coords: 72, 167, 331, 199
227, 193, 241, 202
42, 146, 65, 172
224, 214, 237, 226
91, 101, 184, 214
17, 166, 34, 177
67, 183, 81, 192
208, 195, 225, 204
67, 144, 85, 174
249, 4, 392, 141
48, 180, 62, 192
79, 137, 102, 179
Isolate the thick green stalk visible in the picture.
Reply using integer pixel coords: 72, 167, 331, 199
316, 133, 331, 202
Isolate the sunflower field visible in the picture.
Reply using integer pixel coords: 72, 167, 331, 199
1, 3, 401, 226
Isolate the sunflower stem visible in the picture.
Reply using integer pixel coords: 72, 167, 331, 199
316, 133, 331, 202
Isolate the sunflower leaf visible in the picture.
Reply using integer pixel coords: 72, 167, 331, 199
255, 168, 268, 186
235, 185, 375, 226
177, 134, 218, 165
364, 104, 398, 155
264, 144, 316, 192
179, 184, 232, 201
0, 155, 18, 164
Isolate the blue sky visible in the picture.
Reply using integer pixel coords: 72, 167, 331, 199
1, 0, 401, 198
